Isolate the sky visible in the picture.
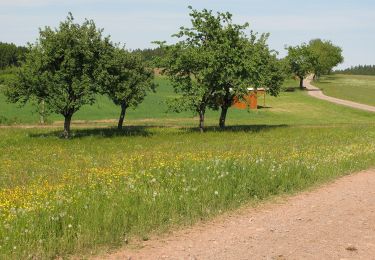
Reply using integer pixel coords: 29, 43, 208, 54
1, 0, 374, 69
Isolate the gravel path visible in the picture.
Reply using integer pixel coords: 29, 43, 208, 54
305, 76, 375, 112
97, 169, 375, 260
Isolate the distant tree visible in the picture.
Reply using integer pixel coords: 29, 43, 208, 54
286, 44, 314, 88
0, 42, 28, 69
308, 39, 343, 79
5, 13, 112, 138
131, 47, 165, 66
99, 47, 155, 130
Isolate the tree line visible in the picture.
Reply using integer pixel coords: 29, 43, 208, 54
131, 47, 165, 65
3, 8, 344, 138
335, 65, 375, 76
0, 42, 28, 69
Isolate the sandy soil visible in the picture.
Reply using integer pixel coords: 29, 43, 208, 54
305, 76, 375, 112
95, 169, 375, 260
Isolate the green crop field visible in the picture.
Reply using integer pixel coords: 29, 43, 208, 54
0, 75, 375, 259
314, 74, 375, 106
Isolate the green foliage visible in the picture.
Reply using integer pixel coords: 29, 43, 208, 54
285, 44, 314, 87
0, 67, 18, 85
131, 47, 165, 66
335, 65, 375, 76
4, 13, 113, 137
246, 37, 286, 97
99, 47, 155, 129
159, 6, 285, 130
0, 42, 28, 69
286, 39, 344, 86
308, 39, 343, 78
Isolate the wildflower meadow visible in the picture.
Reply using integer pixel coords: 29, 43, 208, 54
0, 124, 374, 258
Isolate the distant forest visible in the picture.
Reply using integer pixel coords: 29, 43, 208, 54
0, 42, 28, 69
0, 42, 164, 70
132, 47, 165, 65
335, 65, 375, 76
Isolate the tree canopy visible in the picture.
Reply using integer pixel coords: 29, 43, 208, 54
5, 13, 112, 138
308, 39, 343, 79
0, 42, 28, 69
131, 47, 165, 66
2, 8, 347, 134
286, 39, 344, 87
159, 6, 285, 131
98, 47, 155, 129
285, 44, 314, 88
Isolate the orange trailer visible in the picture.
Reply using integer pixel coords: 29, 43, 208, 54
233, 88, 266, 110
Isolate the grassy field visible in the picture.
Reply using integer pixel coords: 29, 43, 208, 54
314, 74, 375, 106
1, 76, 374, 127
0, 76, 375, 259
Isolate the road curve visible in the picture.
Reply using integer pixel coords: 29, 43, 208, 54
96, 169, 375, 260
304, 76, 375, 112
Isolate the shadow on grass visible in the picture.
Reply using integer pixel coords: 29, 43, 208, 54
186, 124, 289, 133
314, 81, 332, 85
257, 105, 272, 109
29, 124, 289, 139
306, 88, 323, 92
283, 86, 298, 92
29, 126, 154, 139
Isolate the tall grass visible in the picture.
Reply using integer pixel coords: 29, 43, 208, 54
0, 125, 374, 258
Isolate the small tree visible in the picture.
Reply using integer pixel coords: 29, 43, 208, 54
5, 13, 111, 138
308, 39, 343, 79
100, 47, 155, 130
286, 44, 314, 88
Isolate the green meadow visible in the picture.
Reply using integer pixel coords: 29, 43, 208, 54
0, 75, 374, 259
0, 76, 373, 126
314, 74, 375, 106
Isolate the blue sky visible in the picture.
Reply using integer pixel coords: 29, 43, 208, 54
1, 0, 374, 69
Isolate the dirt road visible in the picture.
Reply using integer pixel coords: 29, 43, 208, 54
97, 169, 375, 260
305, 76, 375, 112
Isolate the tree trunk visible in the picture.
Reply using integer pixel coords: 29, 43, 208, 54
199, 110, 205, 133
118, 102, 127, 130
299, 77, 304, 89
63, 113, 73, 139
39, 100, 45, 125
219, 105, 229, 129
